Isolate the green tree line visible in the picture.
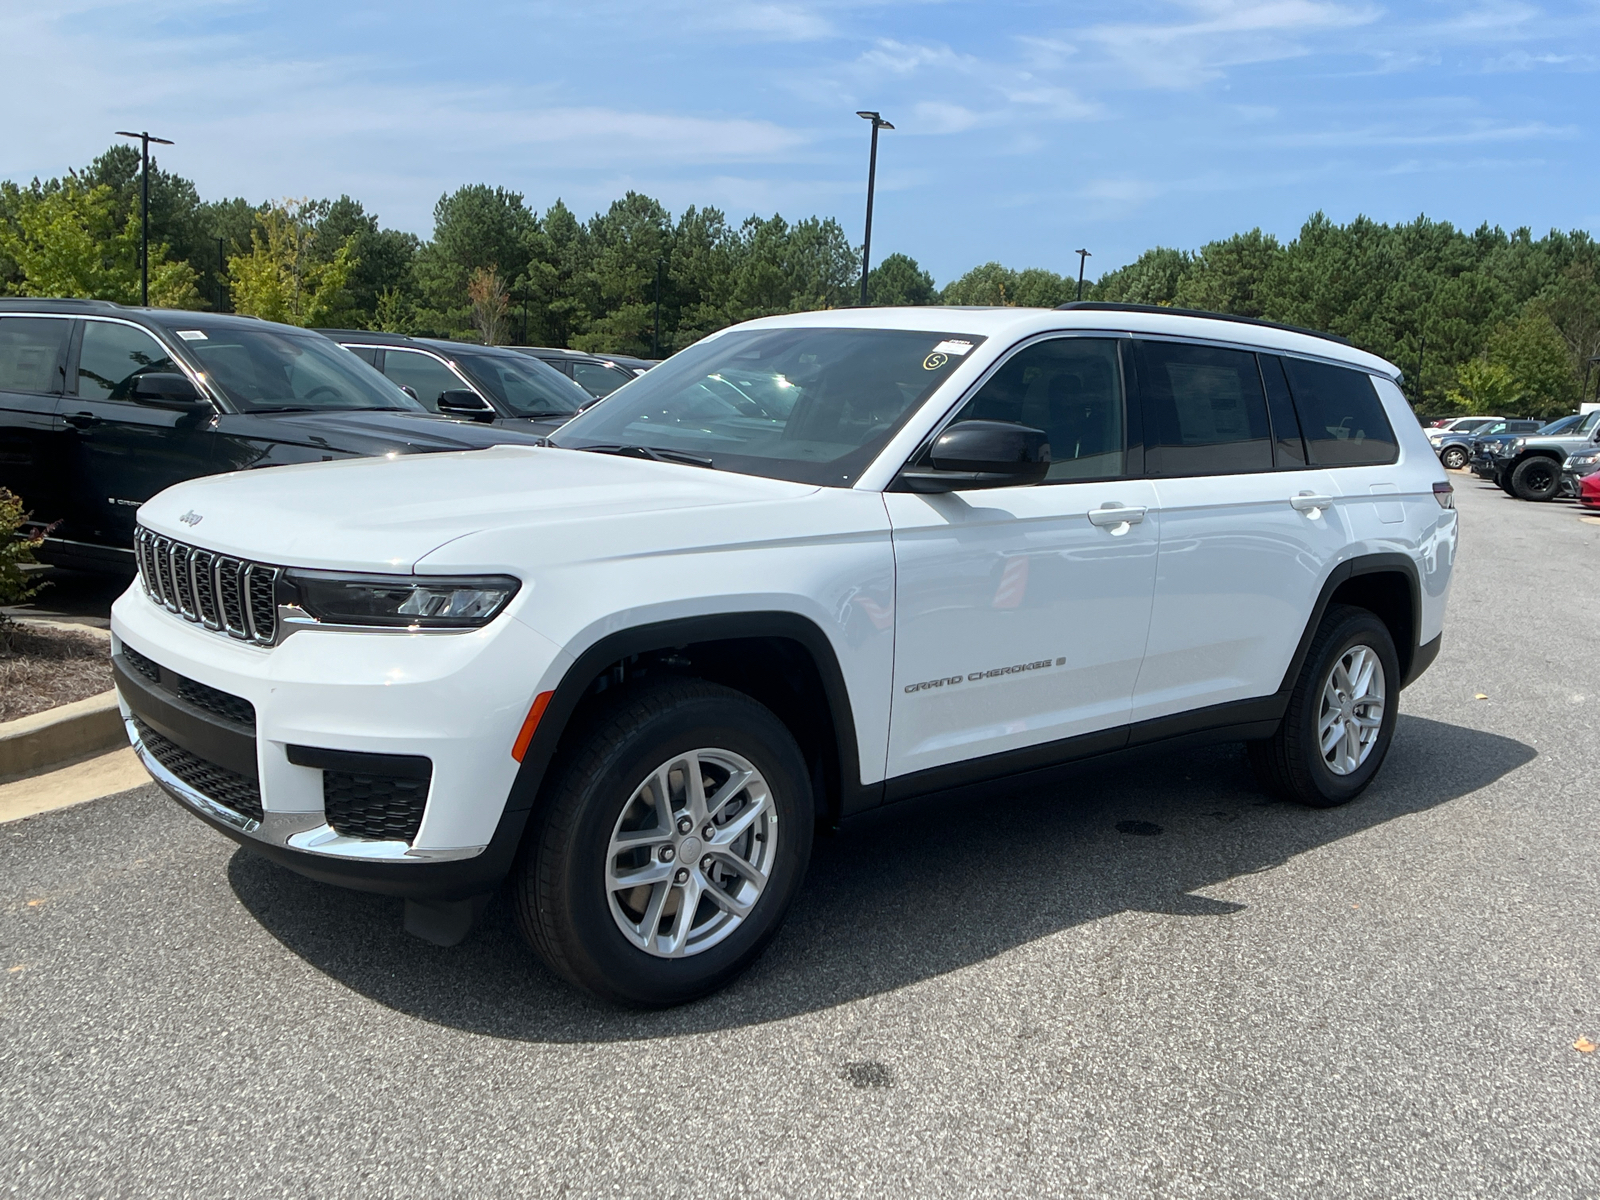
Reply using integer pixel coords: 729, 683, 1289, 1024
3, 144, 1596, 417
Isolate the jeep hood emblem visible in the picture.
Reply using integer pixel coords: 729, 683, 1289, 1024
179, 510, 203, 526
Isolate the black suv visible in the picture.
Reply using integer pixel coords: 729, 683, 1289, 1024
510, 346, 645, 399
0, 300, 547, 572
319, 332, 593, 430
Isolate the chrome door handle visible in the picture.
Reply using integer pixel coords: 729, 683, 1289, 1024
1290, 493, 1334, 513
65, 411, 102, 429
1087, 503, 1147, 528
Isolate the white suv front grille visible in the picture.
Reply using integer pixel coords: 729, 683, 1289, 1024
134, 525, 282, 646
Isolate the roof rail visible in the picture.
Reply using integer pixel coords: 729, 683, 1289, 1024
1053, 300, 1352, 347
0, 296, 124, 310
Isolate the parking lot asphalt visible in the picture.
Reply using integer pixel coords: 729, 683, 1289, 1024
3, 477, 1597, 1199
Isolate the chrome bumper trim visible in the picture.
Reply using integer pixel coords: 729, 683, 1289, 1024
127, 716, 488, 864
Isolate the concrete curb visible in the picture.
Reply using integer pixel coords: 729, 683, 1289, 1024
0, 690, 127, 781
0, 619, 123, 781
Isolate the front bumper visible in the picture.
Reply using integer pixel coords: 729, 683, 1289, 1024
111, 581, 567, 898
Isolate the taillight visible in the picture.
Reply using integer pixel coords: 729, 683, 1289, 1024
1433, 480, 1454, 509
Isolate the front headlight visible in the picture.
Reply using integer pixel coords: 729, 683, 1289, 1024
283, 570, 521, 628
1509, 438, 1526, 454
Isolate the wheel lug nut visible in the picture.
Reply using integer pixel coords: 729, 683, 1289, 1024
659, 845, 675, 862
676, 816, 693, 834
700, 855, 713, 871
702, 825, 715, 841
673, 867, 690, 885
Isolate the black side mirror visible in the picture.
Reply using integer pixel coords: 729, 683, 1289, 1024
131, 372, 209, 411
898, 420, 1051, 493
438, 389, 496, 423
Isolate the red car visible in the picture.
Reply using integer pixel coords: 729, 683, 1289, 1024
1580, 471, 1600, 509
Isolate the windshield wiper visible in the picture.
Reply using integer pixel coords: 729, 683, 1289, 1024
517, 410, 581, 420
246, 405, 319, 414
577, 444, 716, 469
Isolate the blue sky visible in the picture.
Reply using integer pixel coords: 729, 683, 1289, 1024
5, 1, 1598, 285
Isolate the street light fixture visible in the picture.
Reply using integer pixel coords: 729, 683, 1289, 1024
855, 111, 893, 306
114, 130, 175, 307
1075, 249, 1092, 301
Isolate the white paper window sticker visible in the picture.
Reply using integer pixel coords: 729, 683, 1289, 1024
176, 330, 208, 341
931, 339, 974, 356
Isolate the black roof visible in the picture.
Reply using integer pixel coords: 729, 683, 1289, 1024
1053, 301, 1353, 347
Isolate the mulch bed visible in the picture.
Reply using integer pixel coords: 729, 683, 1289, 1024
0, 621, 114, 724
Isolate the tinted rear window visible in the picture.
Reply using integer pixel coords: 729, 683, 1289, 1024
1281, 359, 1397, 467
1136, 340, 1273, 476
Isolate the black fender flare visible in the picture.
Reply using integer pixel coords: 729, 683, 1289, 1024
1277, 552, 1426, 696
501, 611, 877, 829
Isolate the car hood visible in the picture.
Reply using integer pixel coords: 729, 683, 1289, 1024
136, 445, 819, 570
212, 408, 550, 453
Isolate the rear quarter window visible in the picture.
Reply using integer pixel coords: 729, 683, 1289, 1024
1281, 359, 1398, 467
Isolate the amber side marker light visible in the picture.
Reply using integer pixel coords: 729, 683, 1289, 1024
512, 691, 554, 762
1433, 481, 1454, 509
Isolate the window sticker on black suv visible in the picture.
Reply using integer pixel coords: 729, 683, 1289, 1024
0, 317, 70, 394
1281, 358, 1398, 467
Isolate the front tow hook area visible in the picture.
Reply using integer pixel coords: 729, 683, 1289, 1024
404, 894, 493, 947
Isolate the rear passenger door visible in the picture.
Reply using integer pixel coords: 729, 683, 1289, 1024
1129, 341, 1350, 725
0, 316, 72, 529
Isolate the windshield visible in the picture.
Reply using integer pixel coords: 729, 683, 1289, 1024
550, 326, 985, 485
1538, 414, 1582, 435
451, 350, 591, 419
164, 323, 423, 414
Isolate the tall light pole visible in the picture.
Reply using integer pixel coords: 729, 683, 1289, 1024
1075, 248, 1092, 301
115, 130, 175, 307
855, 111, 893, 306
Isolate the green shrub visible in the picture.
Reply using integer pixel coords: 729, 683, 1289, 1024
0, 489, 46, 622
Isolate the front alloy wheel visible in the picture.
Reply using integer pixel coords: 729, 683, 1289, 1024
514, 679, 812, 1006
1440, 446, 1468, 470
606, 748, 777, 958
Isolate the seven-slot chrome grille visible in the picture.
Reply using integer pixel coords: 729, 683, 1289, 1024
135, 525, 282, 646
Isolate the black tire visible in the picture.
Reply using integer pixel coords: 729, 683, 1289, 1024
513, 678, 813, 1006
1509, 455, 1562, 501
1440, 445, 1468, 470
1496, 470, 1517, 496
1248, 605, 1400, 808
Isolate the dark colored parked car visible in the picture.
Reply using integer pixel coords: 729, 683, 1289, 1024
0, 300, 547, 572
1468, 413, 1581, 480
510, 346, 646, 399
1434, 418, 1540, 470
319, 332, 593, 433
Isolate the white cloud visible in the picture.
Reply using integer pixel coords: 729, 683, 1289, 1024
1082, 0, 1381, 87
857, 39, 978, 76
715, 3, 836, 40
910, 101, 984, 133
1277, 118, 1576, 147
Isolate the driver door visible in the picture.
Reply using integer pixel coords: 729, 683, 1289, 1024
883, 336, 1159, 783
59, 319, 217, 546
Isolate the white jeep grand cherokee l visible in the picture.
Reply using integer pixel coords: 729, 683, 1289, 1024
111, 303, 1456, 1005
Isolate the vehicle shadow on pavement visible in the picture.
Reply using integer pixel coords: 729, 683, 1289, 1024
228, 713, 1533, 1041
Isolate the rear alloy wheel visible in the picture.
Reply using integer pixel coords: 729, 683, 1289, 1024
1440, 446, 1468, 470
1249, 604, 1399, 807
513, 679, 813, 1006
1509, 455, 1562, 501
